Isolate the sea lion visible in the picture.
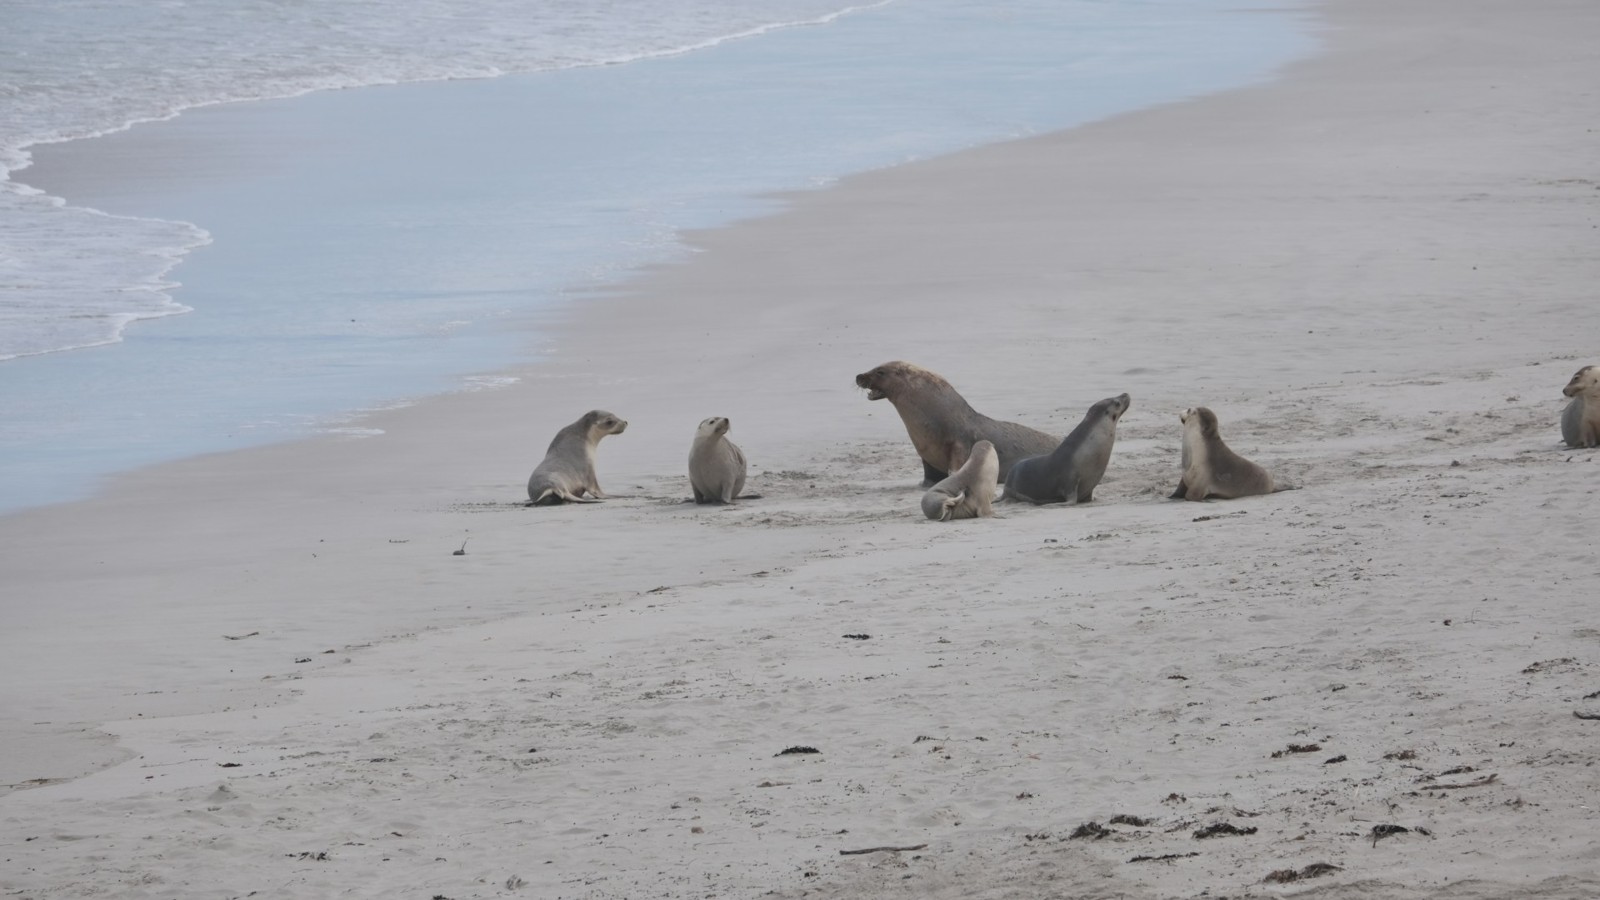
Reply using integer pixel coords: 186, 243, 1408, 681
855, 361, 1059, 486
1561, 365, 1600, 448
688, 416, 748, 504
1002, 393, 1130, 505
1169, 406, 1275, 500
526, 410, 627, 505
921, 440, 999, 521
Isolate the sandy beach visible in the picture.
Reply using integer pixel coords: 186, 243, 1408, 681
4, 0, 1600, 897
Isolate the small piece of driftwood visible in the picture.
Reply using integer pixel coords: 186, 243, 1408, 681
1429, 774, 1497, 789
839, 844, 927, 856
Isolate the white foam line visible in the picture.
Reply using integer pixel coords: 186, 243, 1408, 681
0, 0, 895, 362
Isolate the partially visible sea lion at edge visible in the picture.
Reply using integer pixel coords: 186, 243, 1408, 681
922, 439, 999, 521
1561, 364, 1600, 448
688, 416, 749, 504
855, 361, 1059, 486
526, 410, 628, 505
1169, 406, 1276, 501
1002, 393, 1130, 505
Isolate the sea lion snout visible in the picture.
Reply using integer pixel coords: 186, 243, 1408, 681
855, 370, 887, 400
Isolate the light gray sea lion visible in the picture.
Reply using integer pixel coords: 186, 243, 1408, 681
921, 439, 999, 521
688, 416, 748, 504
1561, 365, 1600, 448
1169, 406, 1276, 501
526, 410, 627, 505
1002, 393, 1130, 505
855, 361, 1059, 486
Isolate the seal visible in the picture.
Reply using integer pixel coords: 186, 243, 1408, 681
855, 361, 1058, 486
1002, 393, 1130, 505
1169, 406, 1276, 500
921, 439, 999, 521
526, 410, 628, 505
688, 416, 749, 504
1561, 365, 1600, 448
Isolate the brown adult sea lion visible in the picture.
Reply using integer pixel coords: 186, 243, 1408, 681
855, 361, 1059, 486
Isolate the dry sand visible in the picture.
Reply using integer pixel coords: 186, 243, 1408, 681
4, 0, 1600, 897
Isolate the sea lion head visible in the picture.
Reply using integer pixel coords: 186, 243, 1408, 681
1093, 393, 1132, 424
697, 416, 731, 437
1564, 365, 1598, 398
855, 361, 949, 402
1180, 406, 1219, 436
583, 410, 628, 436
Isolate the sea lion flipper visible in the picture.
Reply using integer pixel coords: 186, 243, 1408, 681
939, 491, 966, 522
921, 460, 948, 488
1169, 479, 1188, 500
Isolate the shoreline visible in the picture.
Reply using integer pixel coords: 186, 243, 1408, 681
4, 0, 1600, 896
1, 0, 1313, 516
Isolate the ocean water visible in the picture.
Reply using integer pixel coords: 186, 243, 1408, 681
0, 0, 1314, 514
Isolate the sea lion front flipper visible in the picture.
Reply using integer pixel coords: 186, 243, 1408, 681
921, 460, 948, 488
1169, 478, 1188, 500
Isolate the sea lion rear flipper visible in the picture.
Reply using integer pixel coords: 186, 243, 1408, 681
939, 491, 966, 522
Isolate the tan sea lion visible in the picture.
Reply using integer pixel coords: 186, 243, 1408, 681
855, 361, 1059, 486
688, 416, 748, 504
1169, 406, 1275, 501
526, 410, 627, 505
1561, 365, 1600, 448
921, 439, 999, 521
1002, 393, 1129, 505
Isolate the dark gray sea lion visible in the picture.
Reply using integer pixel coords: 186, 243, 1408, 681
526, 410, 627, 505
1169, 406, 1275, 500
688, 416, 748, 504
1001, 393, 1130, 505
855, 360, 1059, 486
1561, 365, 1600, 448
921, 439, 999, 521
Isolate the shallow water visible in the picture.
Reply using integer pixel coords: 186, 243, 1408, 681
0, 0, 1314, 514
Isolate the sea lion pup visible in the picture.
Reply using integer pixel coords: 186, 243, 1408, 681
1002, 393, 1130, 505
1561, 365, 1600, 448
688, 416, 748, 504
1169, 406, 1275, 501
921, 440, 999, 521
526, 410, 627, 505
855, 360, 1059, 486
